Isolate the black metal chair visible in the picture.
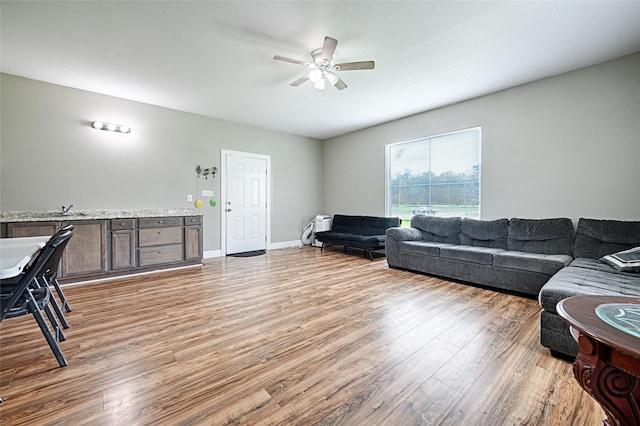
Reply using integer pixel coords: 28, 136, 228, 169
36, 225, 75, 326
0, 230, 72, 368
45, 225, 74, 311
2, 226, 74, 330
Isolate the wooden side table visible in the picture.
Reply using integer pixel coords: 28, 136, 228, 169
557, 295, 640, 426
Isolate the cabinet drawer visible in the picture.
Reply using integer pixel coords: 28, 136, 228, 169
111, 218, 135, 230
138, 244, 183, 267
184, 216, 202, 226
139, 217, 182, 228
138, 227, 182, 247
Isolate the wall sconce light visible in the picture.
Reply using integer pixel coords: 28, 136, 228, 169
91, 121, 131, 133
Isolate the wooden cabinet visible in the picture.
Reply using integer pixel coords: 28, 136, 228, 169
110, 219, 136, 270
6, 221, 59, 238
6, 220, 107, 278
184, 216, 203, 261
3, 214, 202, 283
61, 220, 107, 277
138, 217, 184, 267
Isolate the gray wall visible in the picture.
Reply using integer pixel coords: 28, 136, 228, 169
2, 51, 639, 255
322, 52, 640, 222
0, 74, 323, 253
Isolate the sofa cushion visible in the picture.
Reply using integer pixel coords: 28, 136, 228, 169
493, 251, 572, 276
315, 231, 352, 243
342, 234, 386, 245
439, 246, 504, 265
330, 214, 363, 233
570, 258, 640, 280
538, 265, 640, 314
460, 218, 509, 249
410, 215, 461, 244
599, 246, 640, 272
507, 218, 574, 255
361, 216, 401, 236
399, 241, 454, 257
573, 218, 640, 259
386, 227, 423, 242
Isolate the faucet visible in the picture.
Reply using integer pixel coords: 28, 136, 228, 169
61, 204, 74, 215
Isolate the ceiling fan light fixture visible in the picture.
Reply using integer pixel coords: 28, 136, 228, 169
326, 72, 339, 85
314, 78, 326, 90
309, 69, 323, 83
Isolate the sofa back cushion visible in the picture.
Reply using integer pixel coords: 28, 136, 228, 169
573, 218, 640, 259
507, 218, 574, 255
331, 215, 363, 233
460, 218, 509, 249
361, 216, 401, 236
410, 215, 461, 244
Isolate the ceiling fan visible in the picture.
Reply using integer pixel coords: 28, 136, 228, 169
273, 36, 375, 91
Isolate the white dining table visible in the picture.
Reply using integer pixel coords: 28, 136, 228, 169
0, 236, 50, 279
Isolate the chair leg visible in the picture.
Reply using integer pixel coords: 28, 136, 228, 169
36, 277, 69, 329
43, 304, 66, 341
52, 278, 72, 312
27, 295, 68, 367
48, 294, 70, 329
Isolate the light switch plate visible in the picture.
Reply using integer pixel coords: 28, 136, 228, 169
201, 190, 214, 197
187, 194, 193, 202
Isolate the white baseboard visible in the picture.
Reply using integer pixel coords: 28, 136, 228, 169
203, 250, 223, 259
268, 240, 303, 250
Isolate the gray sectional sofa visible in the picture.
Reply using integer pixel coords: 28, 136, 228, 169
538, 218, 640, 358
385, 215, 640, 359
385, 215, 575, 297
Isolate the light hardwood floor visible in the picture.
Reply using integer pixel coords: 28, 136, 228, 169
0, 247, 604, 425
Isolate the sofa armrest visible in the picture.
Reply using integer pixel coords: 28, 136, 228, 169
386, 227, 423, 242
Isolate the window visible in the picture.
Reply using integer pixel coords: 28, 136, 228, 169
386, 127, 481, 222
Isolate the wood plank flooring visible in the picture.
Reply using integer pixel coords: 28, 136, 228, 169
0, 247, 604, 425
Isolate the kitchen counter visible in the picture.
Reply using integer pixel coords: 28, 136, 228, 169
0, 208, 201, 223
1, 208, 203, 283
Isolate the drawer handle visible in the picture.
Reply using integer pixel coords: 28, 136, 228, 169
159, 220, 164, 224
120, 222, 126, 226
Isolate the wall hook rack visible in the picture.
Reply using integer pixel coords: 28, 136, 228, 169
195, 165, 217, 179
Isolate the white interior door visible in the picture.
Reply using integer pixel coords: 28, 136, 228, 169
224, 152, 268, 255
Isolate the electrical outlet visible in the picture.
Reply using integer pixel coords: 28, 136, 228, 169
187, 194, 193, 202
201, 190, 214, 197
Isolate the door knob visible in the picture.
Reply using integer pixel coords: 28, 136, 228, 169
226, 208, 233, 212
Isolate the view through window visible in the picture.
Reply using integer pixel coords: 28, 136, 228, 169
386, 127, 481, 224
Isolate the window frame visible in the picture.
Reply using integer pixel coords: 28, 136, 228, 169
385, 126, 481, 222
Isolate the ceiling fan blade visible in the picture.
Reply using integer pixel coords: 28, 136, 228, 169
322, 36, 338, 63
334, 61, 375, 71
333, 79, 347, 91
274, 55, 311, 67
290, 74, 310, 87
326, 71, 347, 91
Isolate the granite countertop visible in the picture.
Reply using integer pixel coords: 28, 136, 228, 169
0, 208, 201, 223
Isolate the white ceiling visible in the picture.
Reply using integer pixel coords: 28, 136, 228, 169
2, 1, 640, 140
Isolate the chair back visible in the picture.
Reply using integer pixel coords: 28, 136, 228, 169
38, 227, 74, 280
0, 230, 71, 322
